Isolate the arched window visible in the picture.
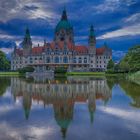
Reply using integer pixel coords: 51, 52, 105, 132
55, 57, 59, 63
46, 57, 50, 63
63, 56, 68, 63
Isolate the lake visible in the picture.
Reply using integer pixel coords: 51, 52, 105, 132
0, 76, 140, 140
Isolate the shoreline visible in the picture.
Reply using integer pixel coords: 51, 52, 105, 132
0, 71, 125, 77
0, 72, 20, 77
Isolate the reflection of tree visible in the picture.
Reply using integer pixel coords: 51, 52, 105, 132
0, 78, 10, 96
106, 77, 116, 90
119, 80, 140, 108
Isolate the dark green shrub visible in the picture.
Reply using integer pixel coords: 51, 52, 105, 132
55, 67, 67, 74
18, 66, 34, 74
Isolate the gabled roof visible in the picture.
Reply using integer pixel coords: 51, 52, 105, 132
74, 46, 88, 53
32, 46, 44, 54
15, 42, 111, 56
96, 46, 112, 55
96, 47, 106, 55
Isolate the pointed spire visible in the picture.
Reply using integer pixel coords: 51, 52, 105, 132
61, 128, 67, 139
44, 39, 46, 46
104, 42, 108, 48
90, 25, 95, 37
25, 27, 31, 39
90, 110, 94, 124
88, 105, 95, 124
14, 45, 17, 53
61, 7, 67, 20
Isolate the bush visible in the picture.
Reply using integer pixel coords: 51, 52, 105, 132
107, 59, 114, 70
106, 69, 115, 74
55, 67, 67, 74
18, 66, 34, 74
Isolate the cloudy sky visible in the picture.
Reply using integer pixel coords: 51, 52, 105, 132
0, 0, 140, 60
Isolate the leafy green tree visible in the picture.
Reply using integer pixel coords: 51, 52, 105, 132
114, 63, 120, 72
107, 59, 114, 70
0, 51, 10, 71
119, 45, 140, 72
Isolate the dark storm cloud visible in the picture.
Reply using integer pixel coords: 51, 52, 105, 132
23, 5, 39, 11
0, 0, 140, 60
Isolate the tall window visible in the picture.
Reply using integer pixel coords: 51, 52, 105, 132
55, 57, 59, 63
79, 57, 82, 63
46, 57, 50, 63
73, 57, 76, 63
63, 56, 68, 63
84, 57, 87, 63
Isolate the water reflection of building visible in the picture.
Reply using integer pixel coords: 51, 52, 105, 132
11, 77, 112, 138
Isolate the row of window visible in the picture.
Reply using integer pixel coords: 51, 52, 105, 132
97, 61, 106, 64
97, 65, 106, 68
13, 57, 88, 64
97, 56, 111, 59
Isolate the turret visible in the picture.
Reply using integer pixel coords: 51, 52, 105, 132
89, 25, 96, 54
22, 27, 32, 55
13, 45, 17, 57
23, 93, 32, 120
89, 25, 96, 46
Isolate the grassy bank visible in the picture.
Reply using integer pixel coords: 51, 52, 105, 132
0, 71, 128, 77
0, 71, 20, 77
67, 72, 105, 76
127, 71, 140, 85
66, 72, 127, 77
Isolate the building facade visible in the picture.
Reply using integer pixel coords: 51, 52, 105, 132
11, 9, 112, 72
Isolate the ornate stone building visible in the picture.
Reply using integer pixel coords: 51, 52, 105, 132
11, 9, 112, 72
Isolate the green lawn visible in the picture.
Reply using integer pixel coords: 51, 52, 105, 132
66, 72, 126, 77
66, 72, 105, 76
0, 71, 20, 76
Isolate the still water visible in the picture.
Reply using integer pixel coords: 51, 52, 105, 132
0, 76, 140, 140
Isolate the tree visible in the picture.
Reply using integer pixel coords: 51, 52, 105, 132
18, 66, 34, 74
119, 45, 140, 72
0, 50, 10, 71
107, 59, 114, 70
114, 63, 120, 72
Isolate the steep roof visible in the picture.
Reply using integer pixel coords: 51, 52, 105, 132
96, 47, 106, 55
74, 46, 88, 53
15, 42, 111, 56
32, 46, 44, 55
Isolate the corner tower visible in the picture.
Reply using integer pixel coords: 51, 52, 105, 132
54, 8, 74, 44
88, 25, 96, 70
22, 27, 32, 55
89, 25, 96, 54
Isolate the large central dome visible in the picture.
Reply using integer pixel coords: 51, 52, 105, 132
55, 9, 73, 33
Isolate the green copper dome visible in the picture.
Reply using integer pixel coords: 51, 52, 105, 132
55, 9, 73, 32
